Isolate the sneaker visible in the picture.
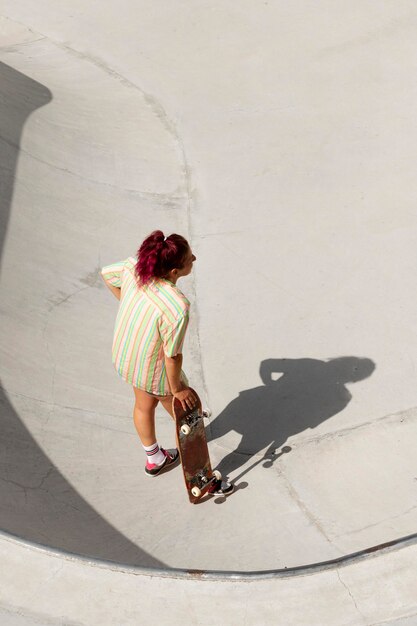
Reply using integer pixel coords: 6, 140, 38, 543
145, 448, 179, 477
208, 478, 234, 496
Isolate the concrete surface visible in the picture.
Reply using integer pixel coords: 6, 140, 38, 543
1, 531, 417, 626
1, 2, 417, 623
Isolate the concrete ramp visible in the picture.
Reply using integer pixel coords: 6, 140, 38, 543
1, 530, 417, 625
1, 4, 417, 623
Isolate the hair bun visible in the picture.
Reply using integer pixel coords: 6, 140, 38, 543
135, 231, 189, 284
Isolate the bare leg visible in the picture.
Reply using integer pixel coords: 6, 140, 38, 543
133, 387, 159, 446
158, 395, 174, 419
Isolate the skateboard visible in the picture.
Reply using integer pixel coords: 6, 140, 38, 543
172, 388, 221, 503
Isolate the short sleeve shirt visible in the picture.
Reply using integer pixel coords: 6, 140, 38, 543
101, 256, 190, 395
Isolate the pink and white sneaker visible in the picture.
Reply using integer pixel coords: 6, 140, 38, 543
145, 448, 180, 477
208, 478, 234, 496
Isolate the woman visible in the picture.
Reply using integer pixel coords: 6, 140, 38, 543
101, 230, 233, 496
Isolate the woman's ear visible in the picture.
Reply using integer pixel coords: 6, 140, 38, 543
167, 267, 179, 281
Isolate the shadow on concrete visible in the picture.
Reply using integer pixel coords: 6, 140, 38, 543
209, 356, 376, 479
0, 61, 164, 567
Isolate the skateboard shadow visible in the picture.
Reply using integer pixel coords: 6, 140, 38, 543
207, 356, 376, 479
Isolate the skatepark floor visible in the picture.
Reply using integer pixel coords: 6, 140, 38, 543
1, 2, 417, 624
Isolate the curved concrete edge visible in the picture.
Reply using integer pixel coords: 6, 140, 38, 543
1, 530, 417, 625
2, 527, 417, 581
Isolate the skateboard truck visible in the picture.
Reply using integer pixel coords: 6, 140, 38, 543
190, 469, 222, 499
180, 408, 211, 436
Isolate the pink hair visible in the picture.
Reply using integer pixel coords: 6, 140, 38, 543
134, 230, 190, 285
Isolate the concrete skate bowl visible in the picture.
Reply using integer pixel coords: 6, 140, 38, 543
0, 39, 198, 569
0, 59, 168, 569
1, 14, 417, 597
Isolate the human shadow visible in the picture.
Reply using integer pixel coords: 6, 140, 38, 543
208, 356, 376, 479
0, 61, 164, 567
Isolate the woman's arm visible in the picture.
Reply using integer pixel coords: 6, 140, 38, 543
164, 353, 184, 393
165, 354, 197, 409
101, 276, 121, 300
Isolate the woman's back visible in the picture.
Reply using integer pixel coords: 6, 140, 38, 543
102, 256, 190, 394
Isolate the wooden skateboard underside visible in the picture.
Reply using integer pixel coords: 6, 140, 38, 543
173, 390, 217, 503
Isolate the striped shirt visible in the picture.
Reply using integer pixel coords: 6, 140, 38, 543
101, 256, 190, 395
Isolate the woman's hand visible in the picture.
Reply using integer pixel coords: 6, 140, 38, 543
174, 387, 198, 411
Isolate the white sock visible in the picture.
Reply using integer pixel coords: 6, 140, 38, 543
143, 442, 165, 466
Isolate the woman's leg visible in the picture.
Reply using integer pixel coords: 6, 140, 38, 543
133, 386, 159, 446
158, 394, 174, 419
133, 387, 179, 474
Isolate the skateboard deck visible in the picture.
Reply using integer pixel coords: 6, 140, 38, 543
173, 388, 219, 503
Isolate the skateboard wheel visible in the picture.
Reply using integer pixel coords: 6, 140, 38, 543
191, 486, 201, 498
213, 470, 222, 481
202, 408, 212, 419
180, 424, 191, 436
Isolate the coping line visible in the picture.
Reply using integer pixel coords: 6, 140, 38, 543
1, 527, 417, 582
